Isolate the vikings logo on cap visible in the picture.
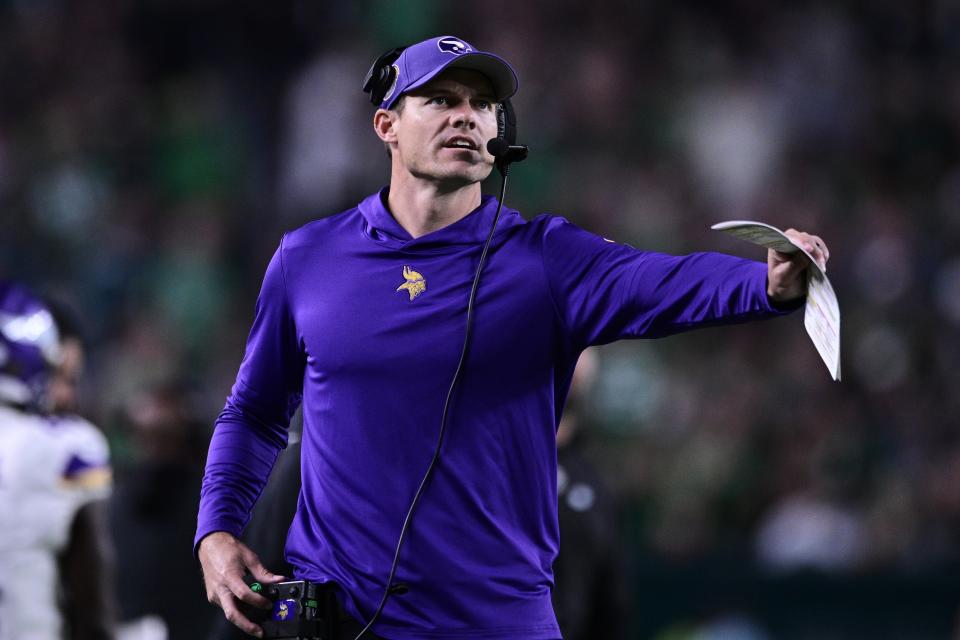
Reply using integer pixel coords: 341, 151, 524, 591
437, 37, 472, 55
382, 64, 401, 102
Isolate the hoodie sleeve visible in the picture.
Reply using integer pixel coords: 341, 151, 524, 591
540, 216, 799, 349
195, 237, 305, 553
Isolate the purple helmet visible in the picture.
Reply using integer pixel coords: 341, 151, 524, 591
0, 280, 61, 410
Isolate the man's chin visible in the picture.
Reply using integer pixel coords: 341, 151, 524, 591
449, 161, 494, 182
422, 165, 493, 188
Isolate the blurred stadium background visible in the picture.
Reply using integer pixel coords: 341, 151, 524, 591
2, 1, 959, 638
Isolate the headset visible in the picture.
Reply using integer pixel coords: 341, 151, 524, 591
362, 45, 526, 174
361, 46, 405, 108
347, 46, 528, 640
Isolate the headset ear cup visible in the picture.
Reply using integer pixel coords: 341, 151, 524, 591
362, 46, 406, 106
362, 59, 385, 104
374, 64, 396, 106
497, 99, 518, 146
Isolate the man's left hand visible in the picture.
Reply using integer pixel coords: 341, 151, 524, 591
767, 229, 830, 303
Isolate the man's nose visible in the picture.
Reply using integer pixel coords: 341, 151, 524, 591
451, 105, 477, 129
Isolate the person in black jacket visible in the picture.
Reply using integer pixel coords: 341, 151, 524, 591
552, 348, 630, 640
109, 383, 213, 639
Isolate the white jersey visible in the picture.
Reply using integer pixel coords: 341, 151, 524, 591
0, 404, 111, 640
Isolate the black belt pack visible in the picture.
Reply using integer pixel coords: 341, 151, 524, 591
243, 579, 341, 639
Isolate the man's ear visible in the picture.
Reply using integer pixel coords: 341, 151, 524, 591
374, 108, 399, 145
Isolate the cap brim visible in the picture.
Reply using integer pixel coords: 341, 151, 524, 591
402, 52, 518, 102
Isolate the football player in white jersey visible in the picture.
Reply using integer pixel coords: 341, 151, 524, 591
0, 281, 114, 640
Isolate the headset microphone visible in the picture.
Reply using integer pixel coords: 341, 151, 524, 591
486, 138, 529, 176
487, 98, 528, 177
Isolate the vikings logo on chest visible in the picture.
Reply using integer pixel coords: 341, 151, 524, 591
396, 265, 426, 301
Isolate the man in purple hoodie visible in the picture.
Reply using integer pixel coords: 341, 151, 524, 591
196, 36, 829, 639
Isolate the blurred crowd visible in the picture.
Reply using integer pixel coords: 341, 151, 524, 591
2, 0, 959, 637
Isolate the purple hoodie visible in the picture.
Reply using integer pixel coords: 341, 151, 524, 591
196, 188, 795, 639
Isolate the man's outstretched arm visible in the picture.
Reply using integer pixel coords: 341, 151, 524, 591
540, 216, 830, 347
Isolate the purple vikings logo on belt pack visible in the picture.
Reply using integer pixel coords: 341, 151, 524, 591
273, 599, 297, 621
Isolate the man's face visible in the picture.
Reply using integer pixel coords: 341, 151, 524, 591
381, 68, 499, 187
49, 337, 83, 414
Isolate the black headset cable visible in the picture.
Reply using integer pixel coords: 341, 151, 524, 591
352, 167, 512, 640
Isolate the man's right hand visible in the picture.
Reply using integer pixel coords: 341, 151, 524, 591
198, 531, 287, 638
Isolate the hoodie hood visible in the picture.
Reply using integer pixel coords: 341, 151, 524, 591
358, 187, 525, 252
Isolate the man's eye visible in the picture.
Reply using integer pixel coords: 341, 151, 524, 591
429, 97, 448, 106
476, 100, 491, 110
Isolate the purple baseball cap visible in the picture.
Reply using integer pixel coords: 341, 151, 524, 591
380, 35, 518, 109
